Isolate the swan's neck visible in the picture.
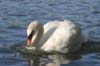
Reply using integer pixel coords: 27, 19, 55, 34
31, 24, 44, 47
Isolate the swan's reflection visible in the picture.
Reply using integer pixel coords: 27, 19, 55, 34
19, 50, 81, 66
47, 53, 81, 66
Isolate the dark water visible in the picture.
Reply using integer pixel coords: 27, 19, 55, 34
0, 0, 100, 66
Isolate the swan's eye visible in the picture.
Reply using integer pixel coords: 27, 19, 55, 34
28, 30, 35, 40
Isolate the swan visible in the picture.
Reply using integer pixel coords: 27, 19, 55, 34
26, 20, 83, 53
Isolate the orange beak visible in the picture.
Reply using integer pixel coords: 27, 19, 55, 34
27, 39, 32, 47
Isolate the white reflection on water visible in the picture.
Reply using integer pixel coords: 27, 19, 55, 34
19, 52, 100, 66
19, 51, 81, 66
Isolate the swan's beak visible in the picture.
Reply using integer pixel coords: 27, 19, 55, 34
27, 38, 32, 47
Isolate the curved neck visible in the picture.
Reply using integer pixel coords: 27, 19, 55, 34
31, 24, 44, 47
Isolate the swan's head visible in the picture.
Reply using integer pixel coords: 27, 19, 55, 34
27, 21, 43, 47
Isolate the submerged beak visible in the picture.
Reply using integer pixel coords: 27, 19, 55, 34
27, 38, 32, 47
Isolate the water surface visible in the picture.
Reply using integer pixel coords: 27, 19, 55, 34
0, 0, 100, 66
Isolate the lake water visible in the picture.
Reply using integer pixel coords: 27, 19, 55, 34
0, 0, 100, 66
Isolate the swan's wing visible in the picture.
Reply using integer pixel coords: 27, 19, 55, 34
41, 20, 82, 53
39, 21, 59, 46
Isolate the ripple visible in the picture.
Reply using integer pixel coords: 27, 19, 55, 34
5, 22, 26, 29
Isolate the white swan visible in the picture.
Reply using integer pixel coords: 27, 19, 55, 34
26, 20, 83, 53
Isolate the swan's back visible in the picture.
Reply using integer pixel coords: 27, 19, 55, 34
41, 20, 82, 53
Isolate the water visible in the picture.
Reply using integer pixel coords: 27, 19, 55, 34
0, 0, 100, 66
